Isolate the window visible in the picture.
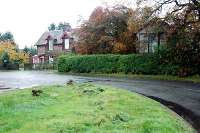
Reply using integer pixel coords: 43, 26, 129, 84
54, 39, 57, 44
64, 39, 69, 49
49, 56, 54, 63
49, 40, 53, 50
40, 56, 44, 63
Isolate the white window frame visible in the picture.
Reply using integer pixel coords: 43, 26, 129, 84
64, 39, 69, 49
49, 56, 54, 63
49, 40, 53, 50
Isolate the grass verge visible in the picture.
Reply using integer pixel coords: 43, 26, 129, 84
0, 83, 196, 133
62, 72, 200, 83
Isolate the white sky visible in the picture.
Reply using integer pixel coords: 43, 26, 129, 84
0, 0, 133, 49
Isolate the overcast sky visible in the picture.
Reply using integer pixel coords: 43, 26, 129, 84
0, 0, 133, 49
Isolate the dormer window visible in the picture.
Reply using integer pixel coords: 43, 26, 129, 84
64, 39, 69, 49
61, 32, 70, 49
49, 40, 53, 50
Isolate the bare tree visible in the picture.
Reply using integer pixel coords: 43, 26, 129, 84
137, 0, 200, 22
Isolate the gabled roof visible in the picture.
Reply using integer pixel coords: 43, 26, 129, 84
137, 19, 170, 34
35, 30, 70, 46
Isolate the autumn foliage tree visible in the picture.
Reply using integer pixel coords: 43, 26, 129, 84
75, 5, 139, 54
0, 41, 29, 68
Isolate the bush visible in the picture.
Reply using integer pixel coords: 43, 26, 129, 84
57, 54, 181, 75
0, 62, 19, 70
58, 55, 120, 73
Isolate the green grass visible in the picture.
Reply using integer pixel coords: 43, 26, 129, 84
63, 72, 200, 83
0, 84, 196, 133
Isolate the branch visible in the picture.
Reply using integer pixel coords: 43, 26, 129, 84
171, 6, 185, 14
174, 0, 191, 7
191, 0, 200, 7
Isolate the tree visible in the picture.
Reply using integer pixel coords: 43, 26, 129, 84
137, 0, 200, 76
23, 46, 29, 53
1, 52, 10, 67
89, 6, 106, 24
48, 23, 56, 31
75, 6, 113, 54
48, 22, 72, 31
23, 45, 37, 56
57, 22, 72, 31
29, 46, 37, 56
137, 0, 200, 20
18, 52, 30, 64
76, 5, 138, 54
137, 0, 200, 31
0, 41, 29, 65
0, 32, 14, 41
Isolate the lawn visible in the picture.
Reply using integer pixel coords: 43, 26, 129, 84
65, 72, 200, 83
0, 83, 196, 133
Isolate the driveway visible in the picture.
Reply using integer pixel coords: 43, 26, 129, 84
0, 70, 200, 131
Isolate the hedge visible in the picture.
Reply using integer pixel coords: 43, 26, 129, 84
57, 54, 180, 75
0, 63, 19, 70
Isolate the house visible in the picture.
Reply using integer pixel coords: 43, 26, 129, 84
137, 21, 169, 53
35, 30, 74, 63
32, 55, 40, 69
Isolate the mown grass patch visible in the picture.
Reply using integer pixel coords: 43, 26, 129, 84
0, 84, 196, 133
66, 73, 200, 83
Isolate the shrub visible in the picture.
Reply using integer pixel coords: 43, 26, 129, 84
58, 55, 120, 73
0, 62, 19, 70
58, 54, 181, 75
